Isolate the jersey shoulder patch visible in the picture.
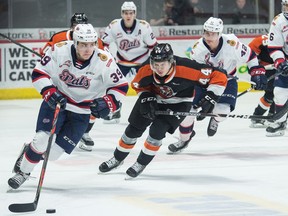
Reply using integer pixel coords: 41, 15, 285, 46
110, 19, 118, 25
139, 20, 148, 25
97, 53, 108, 61
55, 41, 68, 48
226, 39, 236, 46
193, 41, 199, 49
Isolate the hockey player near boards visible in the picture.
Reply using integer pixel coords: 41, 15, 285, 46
101, 1, 157, 124
8, 24, 128, 189
98, 43, 227, 178
266, 0, 288, 136
40, 13, 105, 152
168, 17, 268, 153
248, 34, 277, 128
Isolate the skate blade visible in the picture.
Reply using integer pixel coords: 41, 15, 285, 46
249, 124, 267, 128
166, 150, 182, 155
78, 145, 93, 152
266, 131, 285, 137
103, 119, 120, 124
7, 186, 15, 192
124, 175, 136, 180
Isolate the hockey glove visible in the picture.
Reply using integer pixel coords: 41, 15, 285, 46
249, 66, 267, 90
275, 58, 288, 77
90, 94, 119, 119
139, 92, 158, 121
193, 91, 219, 121
42, 86, 67, 110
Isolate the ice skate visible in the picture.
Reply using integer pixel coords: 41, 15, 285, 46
125, 162, 146, 179
78, 133, 94, 151
266, 121, 287, 137
207, 117, 218, 136
99, 156, 123, 173
12, 143, 29, 173
167, 130, 196, 154
250, 119, 267, 128
8, 171, 30, 189
103, 103, 121, 124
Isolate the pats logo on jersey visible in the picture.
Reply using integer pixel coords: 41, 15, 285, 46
59, 69, 91, 89
119, 39, 140, 51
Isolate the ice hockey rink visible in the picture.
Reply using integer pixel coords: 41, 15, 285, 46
1, 92, 288, 216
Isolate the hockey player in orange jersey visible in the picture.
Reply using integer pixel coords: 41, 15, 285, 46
248, 34, 277, 128
98, 43, 227, 179
41, 13, 104, 56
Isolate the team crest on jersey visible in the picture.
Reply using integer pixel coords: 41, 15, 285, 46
98, 53, 108, 61
59, 69, 91, 89
56, 42, 67, 47
227, 40, 236, 46
119, 39, 140, 51
157, 85, 176, 98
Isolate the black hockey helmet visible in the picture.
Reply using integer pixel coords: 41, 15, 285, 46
150, 43, 174, 64
70, 13, 88, 28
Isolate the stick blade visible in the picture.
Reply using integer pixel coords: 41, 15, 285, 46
8, 202, 37, 213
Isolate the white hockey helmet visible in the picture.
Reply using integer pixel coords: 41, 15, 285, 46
121, 1, 137, 13
282, 0, 288, 18
203, 17, 224, 33
73, 23, 98, 45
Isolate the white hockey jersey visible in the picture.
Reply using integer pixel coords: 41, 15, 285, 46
32, 41, 128, 114
268, 13, 288, 61
190, 34, 259, 76
102, 19, 157, 66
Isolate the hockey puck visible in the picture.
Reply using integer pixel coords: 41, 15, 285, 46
46, 209, 56, 214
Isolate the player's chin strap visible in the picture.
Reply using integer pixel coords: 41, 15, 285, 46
155, 99, 288, 121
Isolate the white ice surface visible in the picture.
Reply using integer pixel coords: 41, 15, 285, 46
1, 92, 288, 216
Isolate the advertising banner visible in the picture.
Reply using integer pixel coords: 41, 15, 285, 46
0, 25, 264, 99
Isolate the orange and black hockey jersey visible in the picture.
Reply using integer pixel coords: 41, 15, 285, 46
131, 56, 227, 104
40, 29, 104, 56
248, 35, 274, 66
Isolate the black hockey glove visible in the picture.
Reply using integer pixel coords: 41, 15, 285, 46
193, 91, 219, 121
275, 58, 288, 77
42, 86, 67, 110
249, 66, 267, 90
139, 92, 158, 121
90, 94, 119, 119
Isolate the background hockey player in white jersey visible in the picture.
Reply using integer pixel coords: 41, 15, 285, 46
168, 17, 268, 153
101, 1, 157, 124
8, 24, 128, 189
266, 0, 288, 136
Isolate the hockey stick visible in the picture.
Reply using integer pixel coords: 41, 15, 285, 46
0, 33, 41, 57
155, 100, 288, 121
8, 103, 61, 213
